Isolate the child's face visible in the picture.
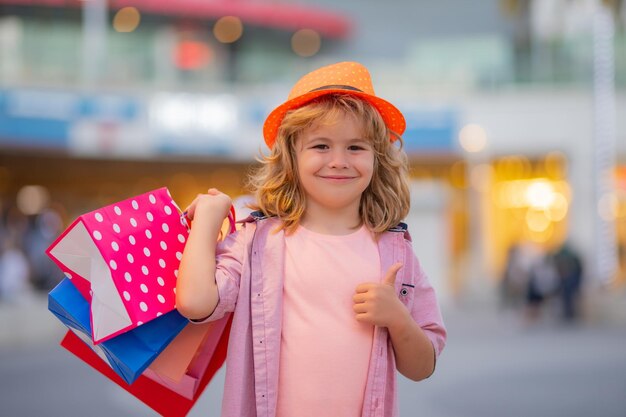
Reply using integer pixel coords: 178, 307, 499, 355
295, 111, 374, 216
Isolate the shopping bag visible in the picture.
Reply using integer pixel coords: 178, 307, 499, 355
147, 321, 213, 383
49, 278, 187, 384
46, 187, 190, 344
144, 316, 231, 399
60, 315, 231, 417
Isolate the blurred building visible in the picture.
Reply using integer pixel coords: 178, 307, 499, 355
0, 0, 625, 304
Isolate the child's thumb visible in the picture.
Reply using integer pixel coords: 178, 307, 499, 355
383, 263, 403, 286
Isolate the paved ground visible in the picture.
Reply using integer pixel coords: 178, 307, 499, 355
1, 295, 625, 417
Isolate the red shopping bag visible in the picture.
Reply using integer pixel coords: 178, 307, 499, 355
60, 314, 232, 417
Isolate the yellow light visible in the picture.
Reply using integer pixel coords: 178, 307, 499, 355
554, 180, 572, 201
617, 191, 626, 218
459, 124, 487, 153
525, 222, 554, 243
113, 7, 141, 33
213, 16, 243, 44
291, 29, 321, 57
525, 179, 555, 209
526, 209, 551, 232
495, 180, 523, 208
449, 161, 467, 188
544, 151, 566, 178
544, 193, 568, 221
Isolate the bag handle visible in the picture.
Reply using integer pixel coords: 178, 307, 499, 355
226, 206, 236, 234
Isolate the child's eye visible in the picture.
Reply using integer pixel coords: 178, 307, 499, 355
348, 145, 366, 151
311, 144, 329, 150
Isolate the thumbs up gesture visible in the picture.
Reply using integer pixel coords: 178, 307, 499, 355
353, 263, 408, 329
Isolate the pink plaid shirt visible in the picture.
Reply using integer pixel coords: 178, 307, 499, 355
203, 213, 446, 417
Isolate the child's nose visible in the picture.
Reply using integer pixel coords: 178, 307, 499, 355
328, 150, 349, 168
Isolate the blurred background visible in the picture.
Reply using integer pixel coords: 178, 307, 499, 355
0, 0, 625, 416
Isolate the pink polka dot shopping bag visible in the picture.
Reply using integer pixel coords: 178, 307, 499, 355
46, 187, 195, 344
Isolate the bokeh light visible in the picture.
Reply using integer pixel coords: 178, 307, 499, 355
16, 185, 50, 215
459, 123, 487, 153
175, 40, 212, 70
598, 192, 619, 221
544, 151, 567, 178
525, 179, 555, 209
526, 208, 551, 232
291, 29, 321, 57
113, 7, 141, 33
449, 161, 467, 188
213, 16, 243, 44
544, 192, 568, 221
525, 221, 554, 243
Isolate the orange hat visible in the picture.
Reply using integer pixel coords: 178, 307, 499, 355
263, 61, 406, 148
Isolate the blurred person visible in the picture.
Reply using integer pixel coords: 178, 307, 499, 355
176, 62, 447, 417
524, 244, 559, 323
617, 243, 626, 284
0, 200, 7, 252
23, 208, 64, 291
4, 204, 28, 245
501, 243, 531, 309
0, 236, 32, 303
551, 242, 584, 322
501, 240, 542, 310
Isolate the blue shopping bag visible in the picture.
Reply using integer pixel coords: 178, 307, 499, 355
48, 278, 187, 384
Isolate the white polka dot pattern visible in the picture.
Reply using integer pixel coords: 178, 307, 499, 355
83, 187, 188, 328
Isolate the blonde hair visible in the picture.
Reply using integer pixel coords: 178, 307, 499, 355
248, 94, 410, 235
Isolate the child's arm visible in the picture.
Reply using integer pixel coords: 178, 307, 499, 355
176, 188, 232, 321
353, 263, 436, 381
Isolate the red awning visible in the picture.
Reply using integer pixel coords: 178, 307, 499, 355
0, 0, 352, 38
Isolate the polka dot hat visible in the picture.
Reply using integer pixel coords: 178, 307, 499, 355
263, 61, 406, 148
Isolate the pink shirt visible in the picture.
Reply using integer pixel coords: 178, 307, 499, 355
203, 214, 447, 417
277, 225, 380, 417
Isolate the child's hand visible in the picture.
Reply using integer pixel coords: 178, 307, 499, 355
352, 263, 410, 330
184, 188, 232, 223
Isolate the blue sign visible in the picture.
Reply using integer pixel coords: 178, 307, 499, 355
0, 89, 140, 150
402, 107, 458, 153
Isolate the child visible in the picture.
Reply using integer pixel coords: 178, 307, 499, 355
176, 61, 447, 417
